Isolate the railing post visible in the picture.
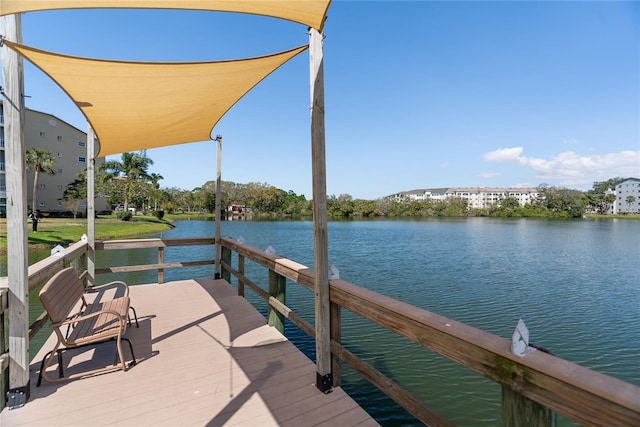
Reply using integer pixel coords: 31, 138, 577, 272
330, 300, 341, 387
237, 254, 245, 297
503, 320, 556, 426
71, 248, 88, 285
502, 386, 556, 427
1, 289, 8, 410
158, 246, 164, 284
221, 246, 231, 282
2, 12, 31, 408
268, 269, 286, 334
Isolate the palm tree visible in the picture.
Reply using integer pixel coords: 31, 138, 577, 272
26, 148, 57, 211
101, 151, 153, 212
149, 172, 164, 210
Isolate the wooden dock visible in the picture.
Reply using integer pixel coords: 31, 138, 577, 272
1, 278, 378, 426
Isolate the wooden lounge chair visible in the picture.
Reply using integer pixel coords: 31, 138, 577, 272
37, 267, 138, 385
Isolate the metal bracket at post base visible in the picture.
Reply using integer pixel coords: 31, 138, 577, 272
316, 372, 333, 394
7, 381, 30, 409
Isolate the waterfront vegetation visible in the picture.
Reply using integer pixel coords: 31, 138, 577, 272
0, 214, 174, 253
27, 151, 634, 221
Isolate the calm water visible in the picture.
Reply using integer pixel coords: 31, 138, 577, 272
18, 218, 640, 425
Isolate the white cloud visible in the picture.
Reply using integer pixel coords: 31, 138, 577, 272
483, 147, 524, 162
483, 147, 640, 188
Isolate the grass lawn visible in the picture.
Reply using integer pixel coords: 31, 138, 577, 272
0, 215, 174, 253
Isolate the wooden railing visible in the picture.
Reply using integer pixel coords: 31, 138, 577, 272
217, 236, 640, 427
95, 237, 215, 283
0, 240, 88, 409
2, 236, 639, 426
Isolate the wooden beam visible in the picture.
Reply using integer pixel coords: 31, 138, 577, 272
1, 12, 30, 407
221, 246, 231, 283
237, 254, 245, 297
214, 135, 222, 279
268, 270, 286, 333
94, 259, 214, 275
309, 27, 331, 393
503, 386, 556, 427
86, 125, 96, 286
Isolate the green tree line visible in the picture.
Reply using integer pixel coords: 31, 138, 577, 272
47, 150, 632, 219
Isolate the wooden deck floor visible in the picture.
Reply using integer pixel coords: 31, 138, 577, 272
1, 278, 378, 426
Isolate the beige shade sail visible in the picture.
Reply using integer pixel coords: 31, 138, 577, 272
0, 0, 331, 31
3, 40, 308, 156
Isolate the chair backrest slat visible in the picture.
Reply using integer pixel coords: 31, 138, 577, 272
39, 267, 85, 324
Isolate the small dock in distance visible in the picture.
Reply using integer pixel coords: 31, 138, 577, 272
1, 278, 378, 426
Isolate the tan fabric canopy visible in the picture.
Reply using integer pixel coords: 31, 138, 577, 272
0, 0, 330, 31
4, 40, 308, 156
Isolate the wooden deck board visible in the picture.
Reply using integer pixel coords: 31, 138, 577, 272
1, 278, 378, 426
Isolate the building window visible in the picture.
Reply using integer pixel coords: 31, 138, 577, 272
57, 200, 63, 207
39, 132, 45, 138
57, 152, 63, 158
39, 184, 46, 189
57, 169, 63, 174
57, 185, 63, 190
78, 156, 86, 163
78, 141, 86, 147
38, 201, 45, 207
57, 136, 63, 141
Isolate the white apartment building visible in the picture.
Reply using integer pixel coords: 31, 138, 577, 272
0, 100, 107, 216
613, 178, 640, 214
388, 187, 540, 209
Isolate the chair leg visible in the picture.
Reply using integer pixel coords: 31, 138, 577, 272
112, 338, 137, 367
38, 349, 65, 387
124, 338, 137, 368
58, 350, 64, 378
129, 306, 139, 328
37, 351, 52, 387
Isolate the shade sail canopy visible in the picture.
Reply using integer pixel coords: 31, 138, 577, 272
0, 0, 330, 31
4, 40, 308, 156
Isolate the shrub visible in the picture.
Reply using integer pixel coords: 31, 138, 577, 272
152, 210, 165, 220
117, 211, 132, 221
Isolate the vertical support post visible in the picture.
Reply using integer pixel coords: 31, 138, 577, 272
309, 27, 331, 393
268, 270, 286, 334
86, 125, 96, 287
502, 386, 556, 427
330, 301, 341, 387
1, 290, 9, 409
1, 13, 31, 407
214, 135, 222, 280
221, 246, 231, 282
504, 320, 556, 426
157, 246, 164, 284
237, 254, 245, 297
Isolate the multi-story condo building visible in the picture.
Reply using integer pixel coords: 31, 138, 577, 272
613, 178, 640, 214
0, 100, 107, 216
388, 187, 540, 209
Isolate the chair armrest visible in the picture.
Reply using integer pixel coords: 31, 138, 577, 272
55, 308, 125, 329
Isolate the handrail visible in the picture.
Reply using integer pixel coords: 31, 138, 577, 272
218, 236, 640, 426
95, 237, 215, 283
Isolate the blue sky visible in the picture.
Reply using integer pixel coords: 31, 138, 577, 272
3, 1, 638, 200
